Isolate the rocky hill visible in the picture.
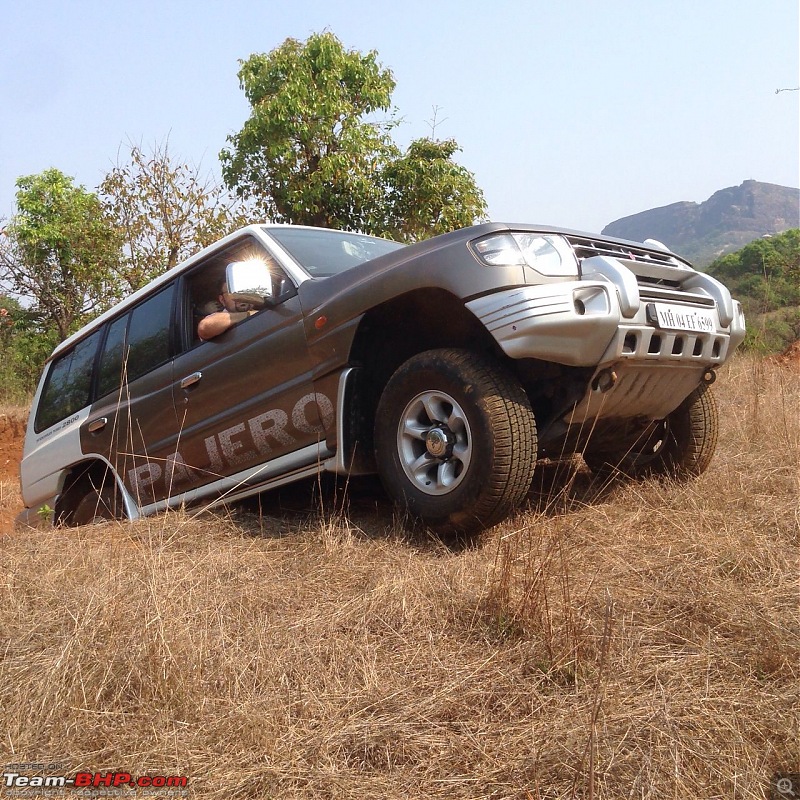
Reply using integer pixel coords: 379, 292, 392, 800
602, 180, 799, 267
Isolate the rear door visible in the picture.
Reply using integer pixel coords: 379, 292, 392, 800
82, 283, 181, 507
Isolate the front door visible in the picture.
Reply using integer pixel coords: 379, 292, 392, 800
169, 293, 325, 497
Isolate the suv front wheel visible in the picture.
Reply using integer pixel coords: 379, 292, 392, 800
374, 349, 537, 536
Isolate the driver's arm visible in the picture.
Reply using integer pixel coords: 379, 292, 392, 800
198, 309, 257, 341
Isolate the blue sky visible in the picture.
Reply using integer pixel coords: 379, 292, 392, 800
2, 0, 798, 234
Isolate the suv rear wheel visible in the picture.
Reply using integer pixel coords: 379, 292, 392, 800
374, 349, 537, 536
71, 483, 122, 526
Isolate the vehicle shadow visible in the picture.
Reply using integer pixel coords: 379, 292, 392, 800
235, 458, 619, 548
525, 457, 619, 517
236, 473, 405, 542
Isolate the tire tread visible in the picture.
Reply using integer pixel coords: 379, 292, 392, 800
375, 348, 537, 535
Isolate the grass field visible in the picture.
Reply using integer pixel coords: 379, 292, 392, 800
0, 354, 797, 798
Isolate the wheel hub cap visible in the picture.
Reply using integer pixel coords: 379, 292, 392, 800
425, 426, 455, 458
397, 390, 472, 496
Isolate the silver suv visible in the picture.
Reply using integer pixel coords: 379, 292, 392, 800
19, 223, 746, 535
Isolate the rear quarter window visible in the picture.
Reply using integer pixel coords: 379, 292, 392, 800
34, 329, 102, 433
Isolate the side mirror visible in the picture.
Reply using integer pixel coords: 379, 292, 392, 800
225, 260, 276, 308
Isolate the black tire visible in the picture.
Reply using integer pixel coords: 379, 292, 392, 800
374, 348, 537, 535
584, 381, 718, 480
71, 484, 122, 526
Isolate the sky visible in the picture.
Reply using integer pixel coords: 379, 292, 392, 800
2, 0, 798, 234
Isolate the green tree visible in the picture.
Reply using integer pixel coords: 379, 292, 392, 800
101, 141, 251, 293
707, 229, 800, 353
708, 229, 800, 314
221, 32, 486, 239
0, 294, 57, 401
382, 137, 487, 242
0, 169, 122, 341
221, 32, 397, 232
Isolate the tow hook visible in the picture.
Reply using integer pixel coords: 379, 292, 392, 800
591, 369, 618, 393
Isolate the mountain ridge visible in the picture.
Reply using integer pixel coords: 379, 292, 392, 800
602, 180, 799, 267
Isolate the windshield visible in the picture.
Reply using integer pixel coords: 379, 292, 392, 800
264, 227, 405, 277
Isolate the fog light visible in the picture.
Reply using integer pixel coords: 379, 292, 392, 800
572, 286, 610, 315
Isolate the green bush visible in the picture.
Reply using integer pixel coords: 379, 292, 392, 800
742, 307, 800, 354
708, 229, 800, 316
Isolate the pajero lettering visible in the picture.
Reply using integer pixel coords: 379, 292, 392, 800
127, 392, 332, 499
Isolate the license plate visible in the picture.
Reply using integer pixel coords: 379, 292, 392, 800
649, 302, 716, 333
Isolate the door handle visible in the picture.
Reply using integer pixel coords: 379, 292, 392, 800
87, 417, 107, 433
180, 371, 202, 389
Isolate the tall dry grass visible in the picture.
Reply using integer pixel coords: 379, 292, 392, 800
0, 354, 797, 798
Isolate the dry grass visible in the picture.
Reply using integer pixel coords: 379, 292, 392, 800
0, 355, 797, 798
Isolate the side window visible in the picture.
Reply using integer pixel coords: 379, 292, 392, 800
34, 329, 102, 432
126, 286, 175, 382
96, 314, 129, 399
188, 236, 295, 344
95, 284, 176, 401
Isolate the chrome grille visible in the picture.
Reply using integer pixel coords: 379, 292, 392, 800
567, 235, 717, 307
566, 235, 689, 268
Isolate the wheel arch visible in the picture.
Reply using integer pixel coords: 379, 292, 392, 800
339, 288, 507, 471
55, 458, 132, 526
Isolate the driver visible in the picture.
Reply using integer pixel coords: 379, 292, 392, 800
198, 280, 259, 341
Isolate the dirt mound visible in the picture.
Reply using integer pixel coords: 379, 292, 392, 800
0, 413, 25, 483
772, 339, 800, 369
0, 412, 26, 532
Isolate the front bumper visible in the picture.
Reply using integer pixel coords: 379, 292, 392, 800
466, 260, 745, 424
466, 276, 745, 371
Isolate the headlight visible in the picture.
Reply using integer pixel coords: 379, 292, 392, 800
470, 232, 578, 277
